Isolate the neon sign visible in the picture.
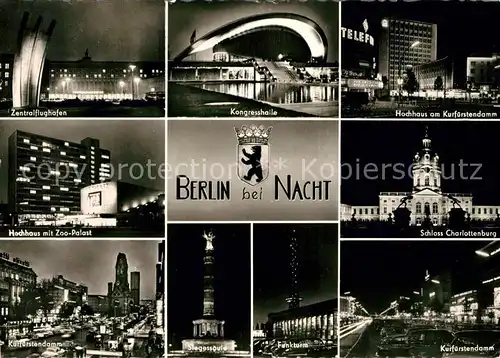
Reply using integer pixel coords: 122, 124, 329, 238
341, 27, 375, 47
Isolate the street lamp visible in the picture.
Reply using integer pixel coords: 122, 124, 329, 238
129, 65, 136, 99
133, 77, 141, 100
398, 40, 421, 105
119, 80, 125, 94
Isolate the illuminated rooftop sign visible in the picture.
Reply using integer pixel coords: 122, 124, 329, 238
341, 27, 374, 47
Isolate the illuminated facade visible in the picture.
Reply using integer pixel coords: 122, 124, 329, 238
449, 290, 478, 320
269, 299, 336, 341
378, 18, 437, 91
44, 274, 88, 314
181, 231, 236, 353
413, 56, 454, 91
341, 18, 382, 97
169, 62, 261, 82
156, 241, 165, 330
44, 51, 164, 101
0, 252, 37, 320
466, 54, 500, 90
8, 130, 111, 221
109, 253, 132, 316
13, 13, 56, 108
0, 54, 14, 100
78, 181, 164, 228
422, 270, 452, 312
341, 128, 500, 224
80, 181, 163, 217
87, 294, 108, 315
174, 13, 328, 63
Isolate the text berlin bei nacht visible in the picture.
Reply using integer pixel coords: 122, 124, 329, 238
175, 124, 331, 201
175, 175, 331, 201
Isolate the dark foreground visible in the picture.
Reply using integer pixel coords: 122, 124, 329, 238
168, 83, 314, 117
0, 226, 165, 238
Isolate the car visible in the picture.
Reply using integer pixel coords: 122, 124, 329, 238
41, 347, 65, 357
442, 330, 500, 357
377, 328, 455, 357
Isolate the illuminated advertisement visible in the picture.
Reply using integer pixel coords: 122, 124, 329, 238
81, 181, 118, 215
88, 192, 102, 207
494, 287, 500, 308
340, 27, 374, 47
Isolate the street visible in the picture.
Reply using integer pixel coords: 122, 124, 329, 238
3, 329, 95, 358
339, 319, 374, 358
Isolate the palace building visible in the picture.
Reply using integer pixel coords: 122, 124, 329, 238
341, 129, 500, 225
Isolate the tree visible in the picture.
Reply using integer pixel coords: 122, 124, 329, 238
403, 69, 419, 97
434, 76, 444, 91
16, 285, 47, 319
36, 280, 56, 317
59, 302, 75, 318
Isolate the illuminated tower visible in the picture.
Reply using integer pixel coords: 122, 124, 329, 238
192, 230, 225, 338
412, 126, 442, 193
182, 230, 236, 353
203, 231, 215, 316
285, 228, 303, 309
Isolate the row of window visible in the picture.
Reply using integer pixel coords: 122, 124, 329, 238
0, 63, 10, 70
51, 73, 151, 79
52, 68, 162, 74
354, 206, 500, 215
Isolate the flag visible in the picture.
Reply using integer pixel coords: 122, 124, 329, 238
190, 29, 196, 45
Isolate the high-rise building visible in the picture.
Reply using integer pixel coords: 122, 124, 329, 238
44, 274, 88, 310
109, 253, 131, 316
131, 271, 140, 306
87, 294, 108, 315
285, 228, 303, 309
0, 252, 37, 321
378, 18, 437, 91
466, 54, 500, 90
8, 130, 111, 220
156, 241, 165, 330
0, 54, 14, 100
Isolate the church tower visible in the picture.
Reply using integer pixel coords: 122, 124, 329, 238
115, 253, 130, 291
412, 127, 441, 193
111, 253, 131, 316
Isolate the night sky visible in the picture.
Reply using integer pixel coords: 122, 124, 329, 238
0, 0, 165, 61
0, 240, 159, 299
168, 0, 338, 62
167, 224, 251, 349
0, 120, 165, 204
253, 224, 338, 325
341, 121, 500, 206
341, 241, 491, 315
342, 1, 500, 87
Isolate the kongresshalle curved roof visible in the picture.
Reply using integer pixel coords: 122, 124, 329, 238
173, 13, 328, 62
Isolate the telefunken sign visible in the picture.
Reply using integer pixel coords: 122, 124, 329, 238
341, 27, 375, 47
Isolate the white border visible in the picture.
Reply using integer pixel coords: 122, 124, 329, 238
250, 222, 255, 357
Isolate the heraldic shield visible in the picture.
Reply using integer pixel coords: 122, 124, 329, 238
235, 124, 272, 186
